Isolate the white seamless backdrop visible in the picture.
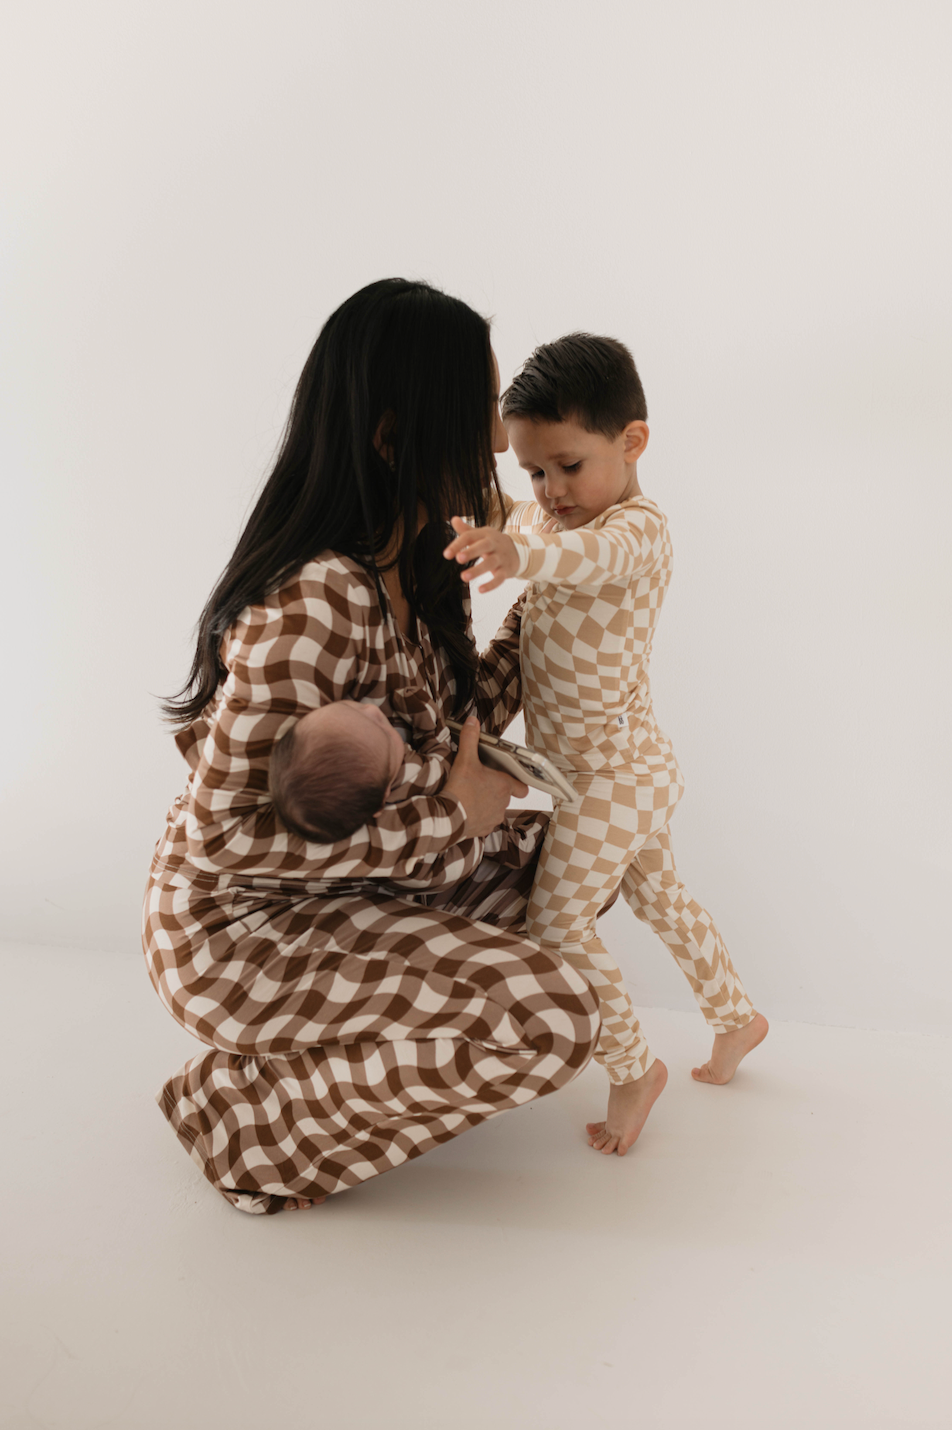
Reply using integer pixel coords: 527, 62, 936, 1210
2, 1, 949, 1035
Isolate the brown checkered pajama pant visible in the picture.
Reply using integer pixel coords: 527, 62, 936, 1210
145, 856, 601, 1214
526, 758, 756, 1085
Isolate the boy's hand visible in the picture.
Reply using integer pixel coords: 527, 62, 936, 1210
443, 517, 519, 594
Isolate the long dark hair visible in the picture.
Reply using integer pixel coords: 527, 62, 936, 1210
163, 278, 502, 724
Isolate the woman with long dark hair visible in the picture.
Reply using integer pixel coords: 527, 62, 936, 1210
144, 279, 600, 1214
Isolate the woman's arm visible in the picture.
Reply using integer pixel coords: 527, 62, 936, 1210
386, 685, 454, 800
182, 560, 497, 884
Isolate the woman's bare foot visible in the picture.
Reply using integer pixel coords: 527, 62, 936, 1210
691, 1012, 769, 1085
585, 1058, 668, 1156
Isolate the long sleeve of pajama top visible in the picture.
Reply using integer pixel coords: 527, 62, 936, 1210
504, 496, 676, 775
149, 553, 542, 898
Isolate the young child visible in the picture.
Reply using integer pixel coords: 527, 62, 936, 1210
444, 333, 768, 1156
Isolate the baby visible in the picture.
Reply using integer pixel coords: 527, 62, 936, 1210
445, 332, 768, 1156
269, 700, 408, 842
269, 688, 544, 876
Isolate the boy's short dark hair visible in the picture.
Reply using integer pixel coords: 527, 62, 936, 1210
501, 332, 647, 437
269, 719, 389, 843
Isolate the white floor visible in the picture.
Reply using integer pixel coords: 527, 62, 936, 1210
1, 944, 949, 1430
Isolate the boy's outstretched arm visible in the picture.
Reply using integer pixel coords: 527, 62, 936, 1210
446, 506, 663, 593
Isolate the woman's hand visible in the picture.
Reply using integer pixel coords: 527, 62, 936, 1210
444, 517, 519, 594
443, 716, 528, 838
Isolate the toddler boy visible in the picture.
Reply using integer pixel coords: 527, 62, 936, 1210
445, 333, 768, 1155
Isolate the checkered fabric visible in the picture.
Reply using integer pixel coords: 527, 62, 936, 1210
623, 825, 754, 1032
144, 555, 597, 1213
147, 857, 599, 1215
526, 770, 755, 1084
386, 680, 544, 870
153, 554, 532, 891
507, 497, 676, 774
506, 499, 758, 1083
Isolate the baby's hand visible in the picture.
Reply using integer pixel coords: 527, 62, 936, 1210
444, 517, 519, 594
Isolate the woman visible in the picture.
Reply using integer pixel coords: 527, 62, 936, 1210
144, 278, 600, 1214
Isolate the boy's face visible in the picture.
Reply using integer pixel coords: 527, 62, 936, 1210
505, 415, 648, 530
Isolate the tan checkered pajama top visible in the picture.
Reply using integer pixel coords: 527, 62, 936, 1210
143, 555, 600, 1214
505, 497, 757, 1084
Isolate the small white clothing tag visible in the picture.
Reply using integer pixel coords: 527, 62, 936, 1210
616, 713, 628, 728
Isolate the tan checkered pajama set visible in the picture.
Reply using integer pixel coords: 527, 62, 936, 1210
143, 557, 600, 1214
505, 496, 757, 1085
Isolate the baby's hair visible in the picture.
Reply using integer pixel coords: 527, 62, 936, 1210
501, 332, 647, 438
269, 717, 390, 843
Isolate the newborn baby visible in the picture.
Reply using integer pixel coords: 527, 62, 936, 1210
270, 687, 548, 885
269, 700, 409, 842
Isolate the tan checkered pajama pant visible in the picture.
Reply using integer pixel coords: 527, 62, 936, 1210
144, 856, 600, 1215
526, 759, 756, 1085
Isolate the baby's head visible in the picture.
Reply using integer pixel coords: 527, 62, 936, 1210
501, 333, 649, 529
269, 700, 406, 843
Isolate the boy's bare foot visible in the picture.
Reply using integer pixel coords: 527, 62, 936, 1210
585, 1058, 668, 1156
285, 1196, 327, 1210
691, 1012, 769, 1085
